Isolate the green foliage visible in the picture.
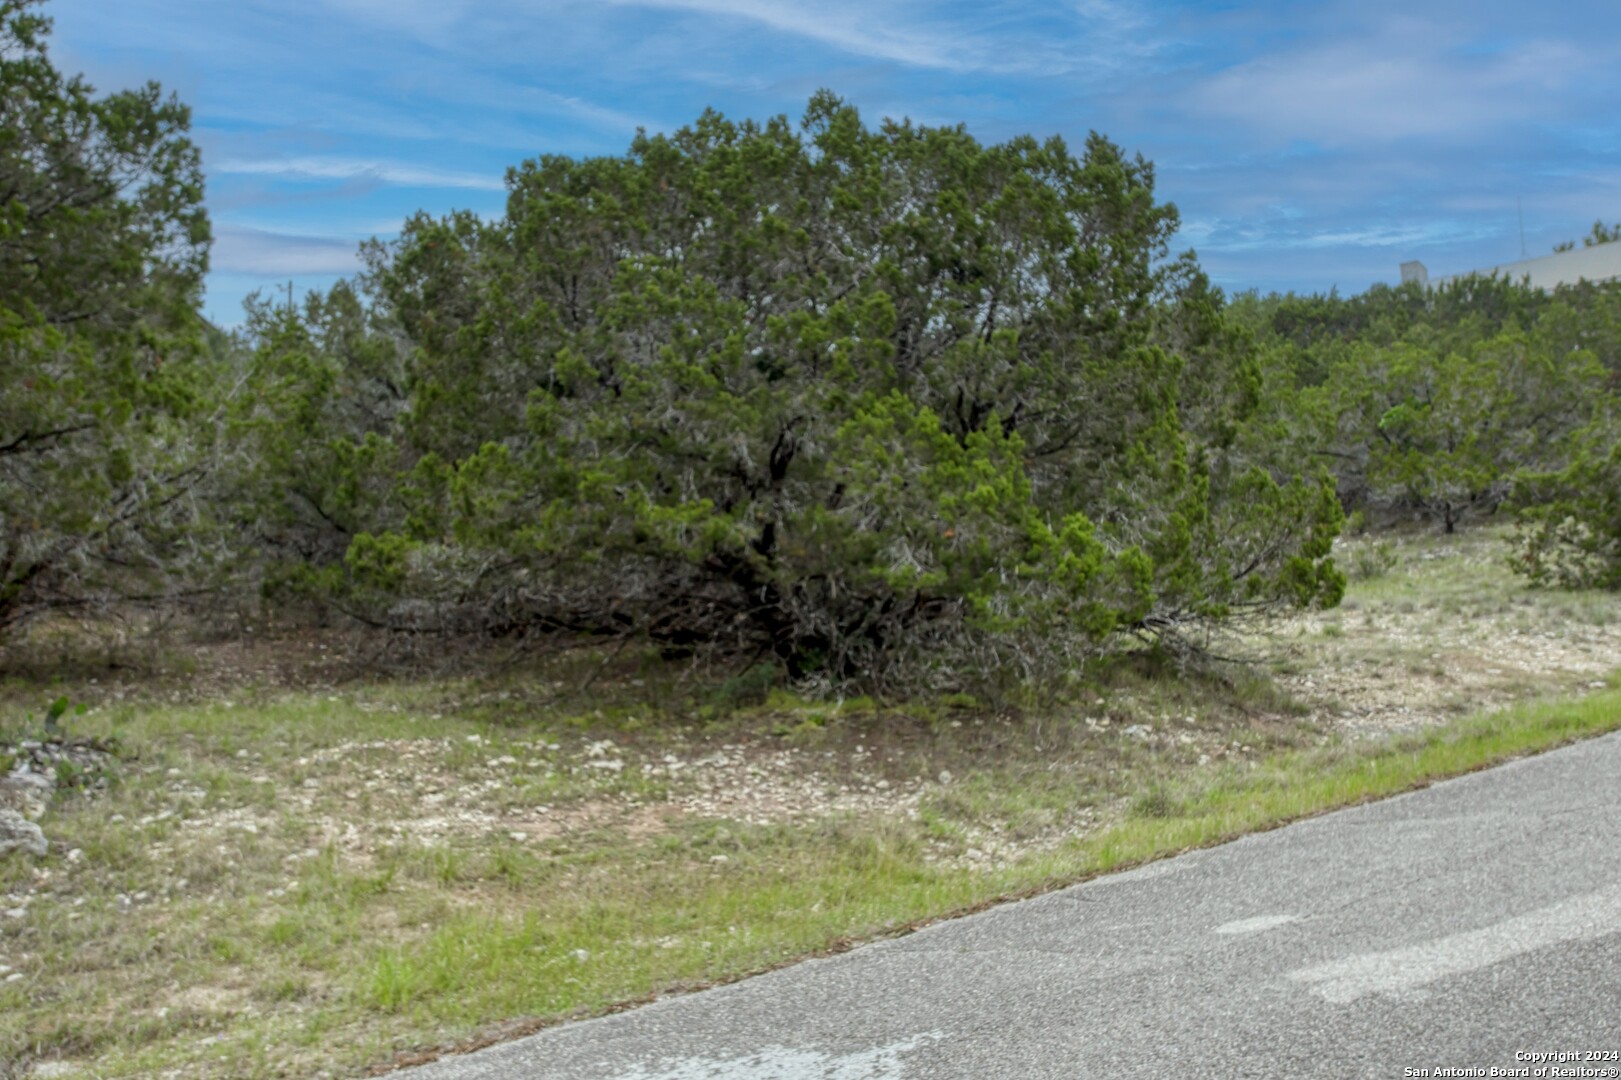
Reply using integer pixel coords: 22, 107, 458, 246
708, 663, 780, 715
2, 694, 84, 750
1312, 333, 1605, 532
1553, 220, 1621, 253
235, 96, 1340, 688
1512, 431, 1621, 589
0, 0, 214, 636
1235, 275, 1621, 541
42, 693, 69, 729
1346, 540, 1399, 582
1230, 275, 1558, 390
226, 283, 409, 606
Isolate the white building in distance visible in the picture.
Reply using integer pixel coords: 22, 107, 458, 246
1401, 242, 1621, 290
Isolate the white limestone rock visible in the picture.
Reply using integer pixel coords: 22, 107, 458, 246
0, 809, 47, 858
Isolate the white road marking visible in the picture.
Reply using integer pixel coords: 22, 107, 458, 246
1288, 884, 1621, 1003
614, 1032, 943, 1079
1214, 914, 1299, 935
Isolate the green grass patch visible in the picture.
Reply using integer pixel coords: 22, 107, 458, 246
5, 562, 1621, 1079
1080, 683, 1621, 872
11, 679, 1613, 1079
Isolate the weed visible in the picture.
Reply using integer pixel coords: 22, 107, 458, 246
208, 936, 250, 965
1130, 785, 1184, 820
366, 950, 418, 1012
707, 664, 780, 716
1347, 540, 1400, 581
431, 847, 467, 886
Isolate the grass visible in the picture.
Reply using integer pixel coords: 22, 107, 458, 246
1081, 683, 1621, 872
3, 523, 1621, 1077
5, 679, 1618, 1079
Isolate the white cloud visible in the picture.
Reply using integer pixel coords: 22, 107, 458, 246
599, 0, 1144, 76
1291, 223, 1492, 249
1191, 28, 1595, 144
211, 225, 365, 275
212, 156, 506, 191
382, 68, 652, 136
310, 0, 975, 75
1195, 219, 1500, 255
305, 0, 1163, 77
604, 0, 969, 70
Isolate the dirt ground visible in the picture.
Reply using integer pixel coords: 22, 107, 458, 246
5, 524, 1620, 1079
11, 525, 1615, 862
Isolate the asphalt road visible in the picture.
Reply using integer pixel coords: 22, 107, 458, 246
396, 731, 1621, 1079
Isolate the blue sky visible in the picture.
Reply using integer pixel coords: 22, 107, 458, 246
44, 0, 1621, 325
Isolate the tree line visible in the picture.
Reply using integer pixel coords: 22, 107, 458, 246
3, 0, 1618, 690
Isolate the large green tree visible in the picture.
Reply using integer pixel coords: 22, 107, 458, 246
0, 0, 213, 636
243, 96, 1342, 686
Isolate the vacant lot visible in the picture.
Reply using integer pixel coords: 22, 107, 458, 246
3, 525, 1619, 1079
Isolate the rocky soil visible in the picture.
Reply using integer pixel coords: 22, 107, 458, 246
8, 529, 1618, 873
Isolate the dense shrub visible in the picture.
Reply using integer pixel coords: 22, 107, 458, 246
240, 95, 1344, 687
0, 0, 216, 637
1233, 277, 1621, 536
1312, 332, 1607, 532
1512, 430, 1621, 589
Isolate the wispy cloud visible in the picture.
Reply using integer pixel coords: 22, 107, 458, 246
598, 0, 1167, 77
212, 156, 507, 191
211, 225, 365, 275
370, 68, 653, 137
1287, 223, 1500, 251
604, 0, 967, 70
1191, 25, 1596, 144
43, 0, 1621, 316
